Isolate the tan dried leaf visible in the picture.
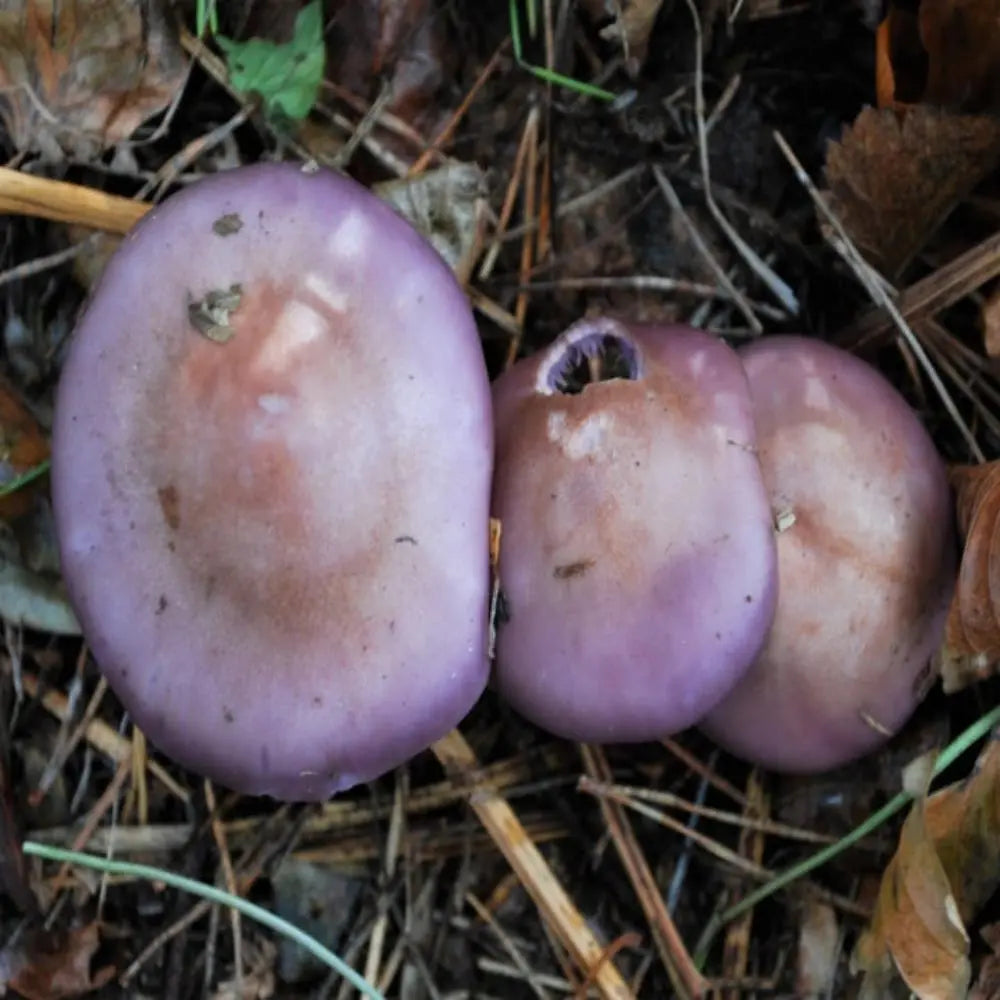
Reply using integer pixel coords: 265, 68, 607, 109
374, 162, 488, 278
0, 922, 115, 999
919, 0, 1000, 111
603, 0, 665, 73
856, 738, 1000, 998
0, 0, 187, 160
824, 105, 1000, 278
981, 285, 1000, 358
796, 901, 839, 998
970, 923, 1000, 999
940, 460, 1000, 692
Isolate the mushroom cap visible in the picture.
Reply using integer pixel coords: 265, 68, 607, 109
491, 317, 777, 742
52, 163, 493, 800
700, 336, 955, 772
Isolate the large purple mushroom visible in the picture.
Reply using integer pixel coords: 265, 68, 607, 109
700, 336, 955, 772
51, 162, 493, 801
490, 317, 777, 742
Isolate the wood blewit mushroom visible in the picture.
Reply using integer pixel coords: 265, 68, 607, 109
490, 317, 778, 742
52, 162, 494, 801
700, 336, 956, 772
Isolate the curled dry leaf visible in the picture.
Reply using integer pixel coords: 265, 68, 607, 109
0, 376, 48, 523
824, 105, 1000, 278
854, 737, 1000, 999
0, 0, 187, 160
971, 923, 1000, 1000
796, 900, 840, 998
579, 0, 666, 74
0, 922, 115, 999
374, 162, 488, 277
877, 0, 1000, 110
981, 284, 1000, 359
940, 460, 1000, 692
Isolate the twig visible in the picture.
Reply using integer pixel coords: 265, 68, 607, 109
409, 41, 509, 176
772, 129, 984, 462
682, 0, 798, 316
17, 668, 188, 802
652, 167, 761, 334
431, 729, 633, 999
580, 744, 708, 999
205, 781, 243, 995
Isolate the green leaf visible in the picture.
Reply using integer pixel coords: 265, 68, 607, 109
217, 0, 325, 120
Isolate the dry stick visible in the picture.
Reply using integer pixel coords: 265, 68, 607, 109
0, 238, 98, 289
205, 780, 244, 996
507, 106, 542, 367
331, 82, 396, 171
579, 744, 708, 1000
578, 778, 836, 845
364, 776, 405, 989
839, 228, 1000, 351
521, 275, 787, 321
480, 109, 537, 280
681, 0, 797, 318
652, 167, 760, 334
588, 784, 869, 920
30, 650, 101, 807
408, 40, 509, 177
501, 163, 647, 244
772, 130, 984, 462
661, 739, 747, 807
720, 772, 768, 1000
430, 729, 634, 1000
18, 668, 189, 802
45, 755, 133, 900
323, 81, 432, 154
467, 892, 555, 1000
0, 167, 146, 233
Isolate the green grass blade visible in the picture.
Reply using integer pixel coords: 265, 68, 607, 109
22, 841, 385, 1000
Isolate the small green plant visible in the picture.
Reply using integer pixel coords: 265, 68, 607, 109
508, 0, 617, 101
215, 0, 325, 121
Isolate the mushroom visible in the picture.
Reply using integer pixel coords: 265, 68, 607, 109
490, 317, 777, 742
700, 336, 955, 772
51, 162, 494, 801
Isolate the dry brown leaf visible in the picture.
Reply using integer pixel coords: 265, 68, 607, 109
855, 739, 1000, 999
579, 0, 665, 75
970, 923, 1000, 999
940, 460, 1000, 691
0, 922, 116, 999
920, 0, 1000, 110
796, 900, 840, 999
853, 755, 965, 998
877, 0, 1000, 110
824, 105, 1000, 278
0, 0, 187, 160
0, 376, 49, 522
981, 285, 1000, 358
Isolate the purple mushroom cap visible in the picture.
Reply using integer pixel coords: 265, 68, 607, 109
51, 162, 493, 801
490, 317, 778, 742
700, 336, 955, 772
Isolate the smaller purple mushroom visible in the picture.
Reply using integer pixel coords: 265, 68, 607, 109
700, 336, 955, 772
490, 317, 778, 742
51, 163, 494, 801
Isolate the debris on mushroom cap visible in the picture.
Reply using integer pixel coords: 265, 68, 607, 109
490, 317, 778, 743
700, 336, 955, 773
51, 162, 494, 801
